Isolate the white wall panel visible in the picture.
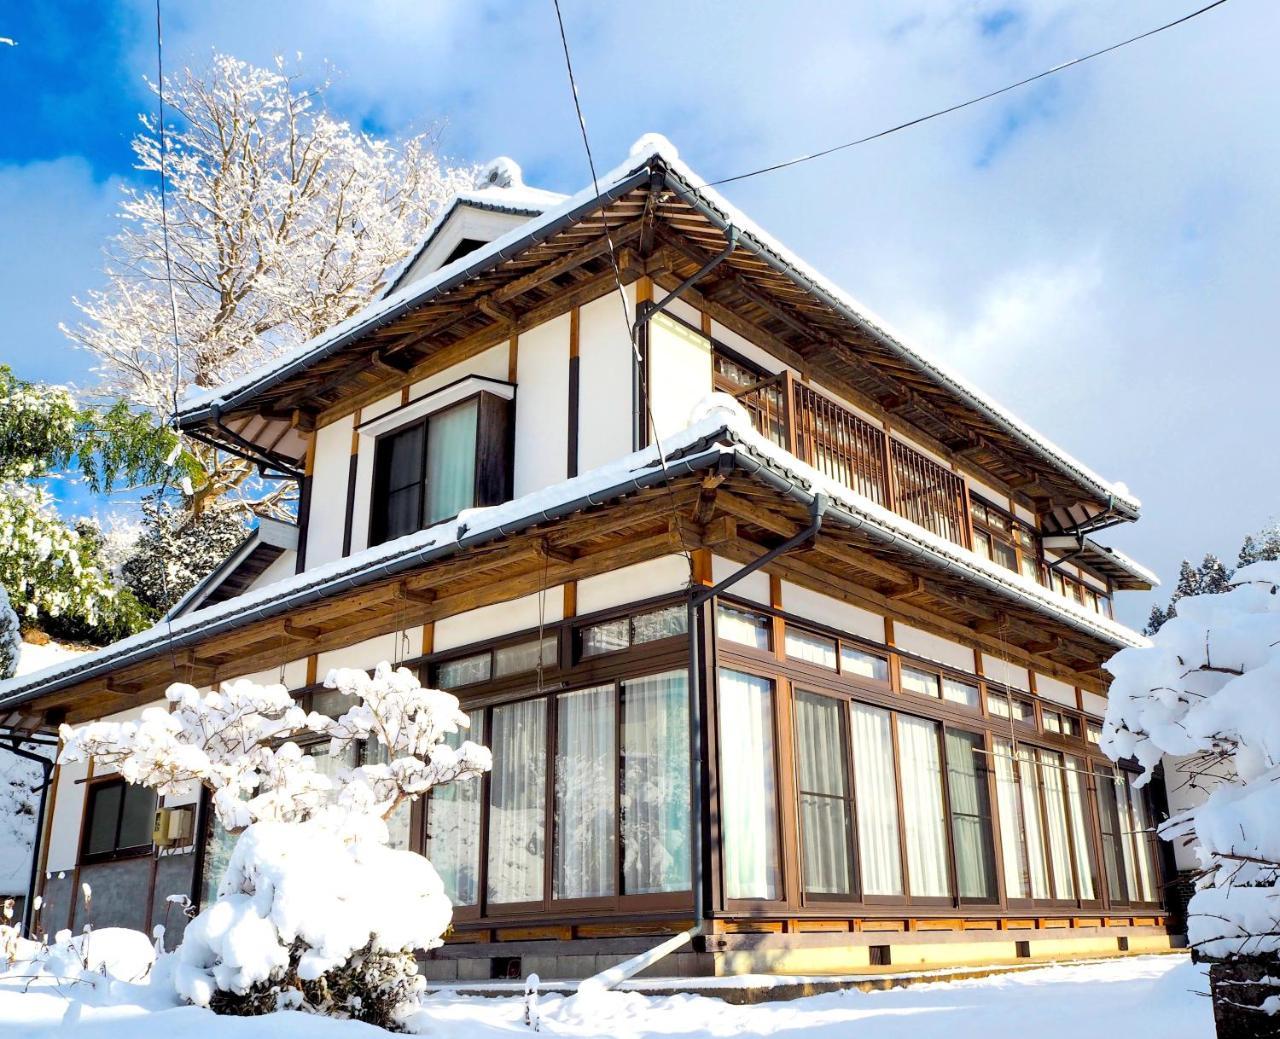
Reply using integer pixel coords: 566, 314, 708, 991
434, 592, 564, 651
711, 556, 770, 605
513, 314, 569, 497
576, 556, 689, 615
647, 313, 711, 442
982, 652, 1030, 692
781, 581, 884, 644
897, 625, 975, 672
577, 289, 635, 471
1035, 673, 1078, 708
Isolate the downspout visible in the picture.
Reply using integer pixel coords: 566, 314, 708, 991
630, 225, 738, 450
576, 492, 828, 995
2, 736, 57, 937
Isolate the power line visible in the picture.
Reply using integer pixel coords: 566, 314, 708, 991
702, 0, 1232, 188
551, 0, 693, 565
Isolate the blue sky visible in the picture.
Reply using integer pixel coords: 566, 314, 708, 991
0, 0, 1275, 627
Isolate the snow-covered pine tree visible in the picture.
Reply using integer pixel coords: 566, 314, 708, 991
62, 53, 474, 520
0, 585, 19, 680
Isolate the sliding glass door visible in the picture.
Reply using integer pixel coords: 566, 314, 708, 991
794, 691, 856, 899
944, 730, 997, 902
897, 715, 950, 898
487, 698, 548, 906
554, 685, 616, 900
850, 703, 903, 897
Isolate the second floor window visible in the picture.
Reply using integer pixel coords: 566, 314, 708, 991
370, 392, 511, 546
970, 497, 1040, 581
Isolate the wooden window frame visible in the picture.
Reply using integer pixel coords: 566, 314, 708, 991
78, 776, 156, 866
368, 390, 512, 547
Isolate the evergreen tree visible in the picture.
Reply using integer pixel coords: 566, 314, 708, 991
0, 585, 19, 680
1145, 524, 1280, 635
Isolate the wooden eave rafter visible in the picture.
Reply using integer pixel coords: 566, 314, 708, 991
5, 466, 1126, 732
183, 172, 1122, 527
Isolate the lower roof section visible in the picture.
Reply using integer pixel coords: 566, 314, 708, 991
0, 403, 1146, 729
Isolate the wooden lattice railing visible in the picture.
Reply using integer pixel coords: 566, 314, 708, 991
730, 371, 972, 549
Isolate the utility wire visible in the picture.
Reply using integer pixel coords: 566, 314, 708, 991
702, 0, 1232, 188
551, 0, 693, 566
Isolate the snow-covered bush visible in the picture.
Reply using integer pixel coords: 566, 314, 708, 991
60, 662, 489, 1028
1104, 561, 1280, 962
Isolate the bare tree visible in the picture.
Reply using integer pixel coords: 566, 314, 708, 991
63, 54, 474, 518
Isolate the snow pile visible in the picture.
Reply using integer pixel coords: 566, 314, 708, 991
3, 925, 155, 984
174, 819, 449, 1008
1105, 560, 1280, 960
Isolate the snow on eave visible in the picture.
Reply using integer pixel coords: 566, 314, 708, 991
645, 149, 1141, 521
0, 404, 1144, 716
1083, 539, 1161, 589
175, 149, 659, 425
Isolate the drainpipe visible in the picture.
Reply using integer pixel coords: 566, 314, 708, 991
1, 736, 57, 937
576, 492, 828, 996
630, 225, 738, 451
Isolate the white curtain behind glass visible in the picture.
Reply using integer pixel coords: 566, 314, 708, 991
1064, 756, 1096, 900
554, 686, 616, 899
487, 697, 547, 903
992, 738, 1029, 899
426, 715, 487, 906
622, 671, 690, 895
1038, 750, 1076, 900
426, 399, 477, 524
1127, 775, 1157, 902
794, 692, 854, 896
718, 669, 780, 900
1016, 747, 1050, 899
897, 715, 950, 898
944, 730, 995, 900
850, 704, 903, 896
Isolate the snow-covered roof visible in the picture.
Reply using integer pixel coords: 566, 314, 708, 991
1080, 539, 1161, 590
176, 135, 1140, 525
165, 516, 298, 620
0, 399, 1146, 716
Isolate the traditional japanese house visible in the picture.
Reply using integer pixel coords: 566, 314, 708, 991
0, 136, 1175, 979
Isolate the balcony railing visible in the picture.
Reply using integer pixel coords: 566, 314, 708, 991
730, 371, 972, 550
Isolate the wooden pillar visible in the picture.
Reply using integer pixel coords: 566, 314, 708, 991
567, 309, 580, 479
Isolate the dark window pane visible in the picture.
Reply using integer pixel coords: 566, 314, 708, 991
118, 785, 156, 850
383, 486, 422, 541
86, 784, 123, 856
386, 424, 426, 491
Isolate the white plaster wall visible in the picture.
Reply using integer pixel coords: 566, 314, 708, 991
434, 593, 564, 652
982, 652, 1031, 692
305, 415, 354, 568
711, 556, 770, 605
46, 756, 88, 872
252, 551, 297, 589
409, 343, 508, 401
577, 290, 634, 471
710, 320, 783, 376
1163, 754, 1220, 871
576, 556, 690, 616
1080, 690, 1108, 718
647, 312, 711, 442
967, 474, 1008, 509
1012, 502, 1037, 526
780, 581, 885, 644
513, 314, 569, 497
316, 631, 414, 675
896, 625, 975, 672
1035, 673, 1078, 708
233, 658, 310, 689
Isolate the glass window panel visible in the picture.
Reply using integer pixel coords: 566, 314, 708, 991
945, 730, 996, 900
436, 653, 491, 689
794, 692, 855, 897
621, 671, 690, 895
992, 739, 1029, 899
900, 665, 940, 699
487, 698, 548, 903
974, 530, 992, 561
716, 604, 771, 651
494, 636, 558, 678
850, 704, 903, 896
785, 628, 838, 670
897, 715, 950, 898
582, 618, 630, 657
1087, 723, 1102, 745
991, 539, 1018, 572
987, 693, 1012, 720
1094, 764, 1129, 903
1043, 711, 1062, 734
942, 677, 979, 709
385, 424, 425, 491
554, 686, 616, 899
1127, 774, 1158, 902
383, 486, 422, 542
840, 646, 888, 683
86, 783, 123, 856
632, 605, 688, 645
718, 669, 780, 900
200, 817, 237, 908
309, 688, 350, 719
118, 784, 156, 850
425, 399, 478, 524
1038, 750, 1076, 899
1017, 747, 1051, 899
1064, 755, 1097, 900
362, 738, 413, 850
426, 715, 487, 906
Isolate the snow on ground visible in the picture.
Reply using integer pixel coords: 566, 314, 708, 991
16, 637, 87, 677
0, 954, 1212, 1039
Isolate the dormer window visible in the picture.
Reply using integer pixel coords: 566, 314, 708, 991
364, 378, 513, 547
